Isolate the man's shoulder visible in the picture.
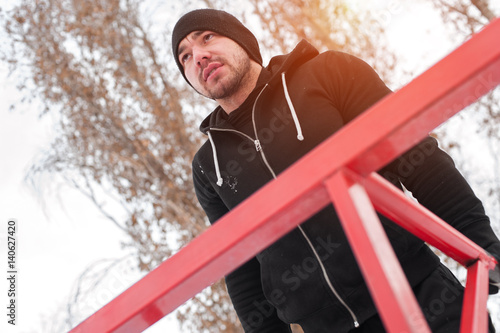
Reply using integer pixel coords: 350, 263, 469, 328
303, 49, 365, 69
192, 139, 213, 166
292, 49, 378, 85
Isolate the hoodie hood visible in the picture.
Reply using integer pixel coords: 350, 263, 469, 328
199, 40, 320, 134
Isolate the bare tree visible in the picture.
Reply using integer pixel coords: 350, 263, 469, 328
422, 0, 500, 325
2, 0, 240, 331
427, 0, 500, 224
1, 0, 398, 331
432, 0, 496, 34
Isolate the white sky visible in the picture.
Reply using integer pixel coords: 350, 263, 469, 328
0, 68, 181, 333
0, 1, 498, 332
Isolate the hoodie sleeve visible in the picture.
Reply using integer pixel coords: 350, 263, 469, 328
192, 158, 229, 224
379, 137, 500, 262
316, 51, 393, 124
192, 158, 292, 332
324, 51, 500, 262
225, 258, 293, 333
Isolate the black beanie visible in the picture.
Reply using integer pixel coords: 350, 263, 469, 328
172, 9, 262, 84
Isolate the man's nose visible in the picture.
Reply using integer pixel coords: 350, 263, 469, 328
194, 47, 211, 67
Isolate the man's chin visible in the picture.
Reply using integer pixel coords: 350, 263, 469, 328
197, 77, 239, 100
204, 86, 230, 101
194, 87, 219, 101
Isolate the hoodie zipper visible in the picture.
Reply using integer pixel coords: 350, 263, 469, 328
209, 127, 263, 152
297, 227, 360, 328
251, 82, 360, 328
208, 79, 360, 329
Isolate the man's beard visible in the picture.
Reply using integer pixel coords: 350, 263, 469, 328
201, 51, 252, 100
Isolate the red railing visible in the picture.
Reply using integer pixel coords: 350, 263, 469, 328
70, 18, 500, 333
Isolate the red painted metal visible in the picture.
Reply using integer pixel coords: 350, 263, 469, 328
70, 18, 500, 333
461, 260, 491, 333
363, 172, 497, 269
325, 169, 431, 333
362, 172, 496, 332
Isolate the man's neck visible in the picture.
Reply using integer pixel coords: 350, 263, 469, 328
217, 62, 262, 114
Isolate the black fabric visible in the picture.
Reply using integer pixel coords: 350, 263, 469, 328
347, 264, 496, 333
172, 9, 262, 85
225, 68, 271, 137
225, 257, 293, 332
191, 39, 500, 332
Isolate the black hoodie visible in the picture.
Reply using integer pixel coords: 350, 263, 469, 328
192, 40, 500, 332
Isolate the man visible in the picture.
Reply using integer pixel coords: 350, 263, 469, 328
172, 9, 500, 332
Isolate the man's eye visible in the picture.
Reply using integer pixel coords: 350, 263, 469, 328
204, 33, 214, 42
181, 53, 191, 63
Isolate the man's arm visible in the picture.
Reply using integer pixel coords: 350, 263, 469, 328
192, 160, 292, 332
381, 137, 500, 260
327, 53, 500, 285
225, 258, 292, 333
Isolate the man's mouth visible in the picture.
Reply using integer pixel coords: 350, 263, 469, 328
203, 63, 222, 82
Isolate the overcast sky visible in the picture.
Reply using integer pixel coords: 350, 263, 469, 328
1, 1, 498, 332
0, 64, 181, 333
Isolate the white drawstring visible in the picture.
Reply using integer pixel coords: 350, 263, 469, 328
207, 74, 302, 187
207, 131, 223, 187
281, 72, 304, 141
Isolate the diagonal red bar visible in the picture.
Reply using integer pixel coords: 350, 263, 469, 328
363, 172, 495, 333
325, 170, 431, 333
363, 172, 496, 269
70, 19, 500, 333
72, 186, 332, 333
346, 18, 500, 175
460, 260, 490, 333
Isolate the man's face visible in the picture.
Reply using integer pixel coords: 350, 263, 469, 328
178, 31, 253, 100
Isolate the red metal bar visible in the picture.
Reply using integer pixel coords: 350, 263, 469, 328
461, 260, 491, 333
346, 19, 500, 176
70, 18, 500, 333
325, 169, 431, 333
363, 172, 496, 269
73, 186, 332, 333
363, 172, 495, 333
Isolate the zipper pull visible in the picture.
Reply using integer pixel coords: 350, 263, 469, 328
254, 140, 262, 152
